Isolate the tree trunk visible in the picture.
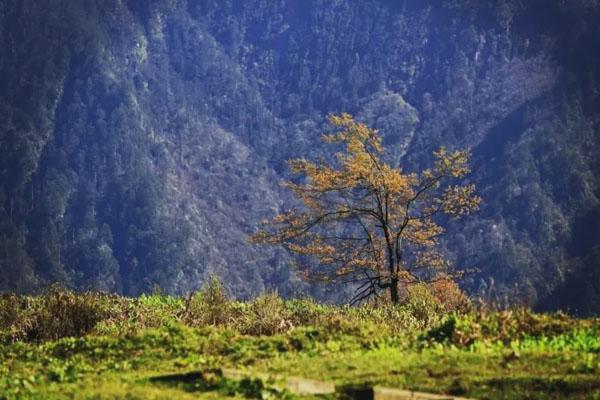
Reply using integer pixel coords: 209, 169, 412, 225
383, 227, 398, 304
390, 276, 399, 304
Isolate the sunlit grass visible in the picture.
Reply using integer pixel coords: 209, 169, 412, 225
1, 286, 599, 399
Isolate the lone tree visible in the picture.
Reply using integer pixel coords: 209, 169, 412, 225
250, 114, 480, 304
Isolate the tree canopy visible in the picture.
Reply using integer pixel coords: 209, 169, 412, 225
250, 114, 480, 304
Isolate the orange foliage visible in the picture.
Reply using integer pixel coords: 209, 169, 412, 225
429, 278, 472, 312
249, 114, 480, 304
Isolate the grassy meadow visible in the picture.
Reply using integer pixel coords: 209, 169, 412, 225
1, 282, 599, 399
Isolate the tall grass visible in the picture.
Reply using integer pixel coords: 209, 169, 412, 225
1, 279, 597, 348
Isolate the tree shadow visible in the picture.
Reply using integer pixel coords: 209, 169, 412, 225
485, 376, 600, 398
148, 370, 267, 398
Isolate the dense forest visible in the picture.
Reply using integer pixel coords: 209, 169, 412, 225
0, 0, 599, 314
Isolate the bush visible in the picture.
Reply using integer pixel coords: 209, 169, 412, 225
183, 277, 233, 327
283, 298, 326, 326
2, 288, 121, 343
424, 308, 599, 347
429, 278, 472, 313
123, 294, 183, 331
405, 284, 444, 326
0, 293, 20, 329
241, 291, 293, 336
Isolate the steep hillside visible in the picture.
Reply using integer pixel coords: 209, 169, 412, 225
0, 0, 598, 312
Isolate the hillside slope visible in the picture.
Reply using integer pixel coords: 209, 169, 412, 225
0, 0, 599, 312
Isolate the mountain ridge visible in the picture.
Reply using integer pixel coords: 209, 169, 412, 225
0, 0, 598, 313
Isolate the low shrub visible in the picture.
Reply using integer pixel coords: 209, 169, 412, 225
2, 288, 122, 343
429, 278, 472, 313
183, 277, 233, 327
283, 298, 328, 326
405, 283, 445, 326
424, 308, 600, 347
8, 285, 592, 349
241, 291, 293, 336
125, 294, 183, 330
0, 293, 21, 329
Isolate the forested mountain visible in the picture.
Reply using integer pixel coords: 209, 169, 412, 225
1, 0, 599, 314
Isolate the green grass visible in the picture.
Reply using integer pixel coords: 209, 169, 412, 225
1, 286, 599, 399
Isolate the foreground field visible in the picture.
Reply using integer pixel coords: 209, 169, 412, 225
1, 285, 599, 399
